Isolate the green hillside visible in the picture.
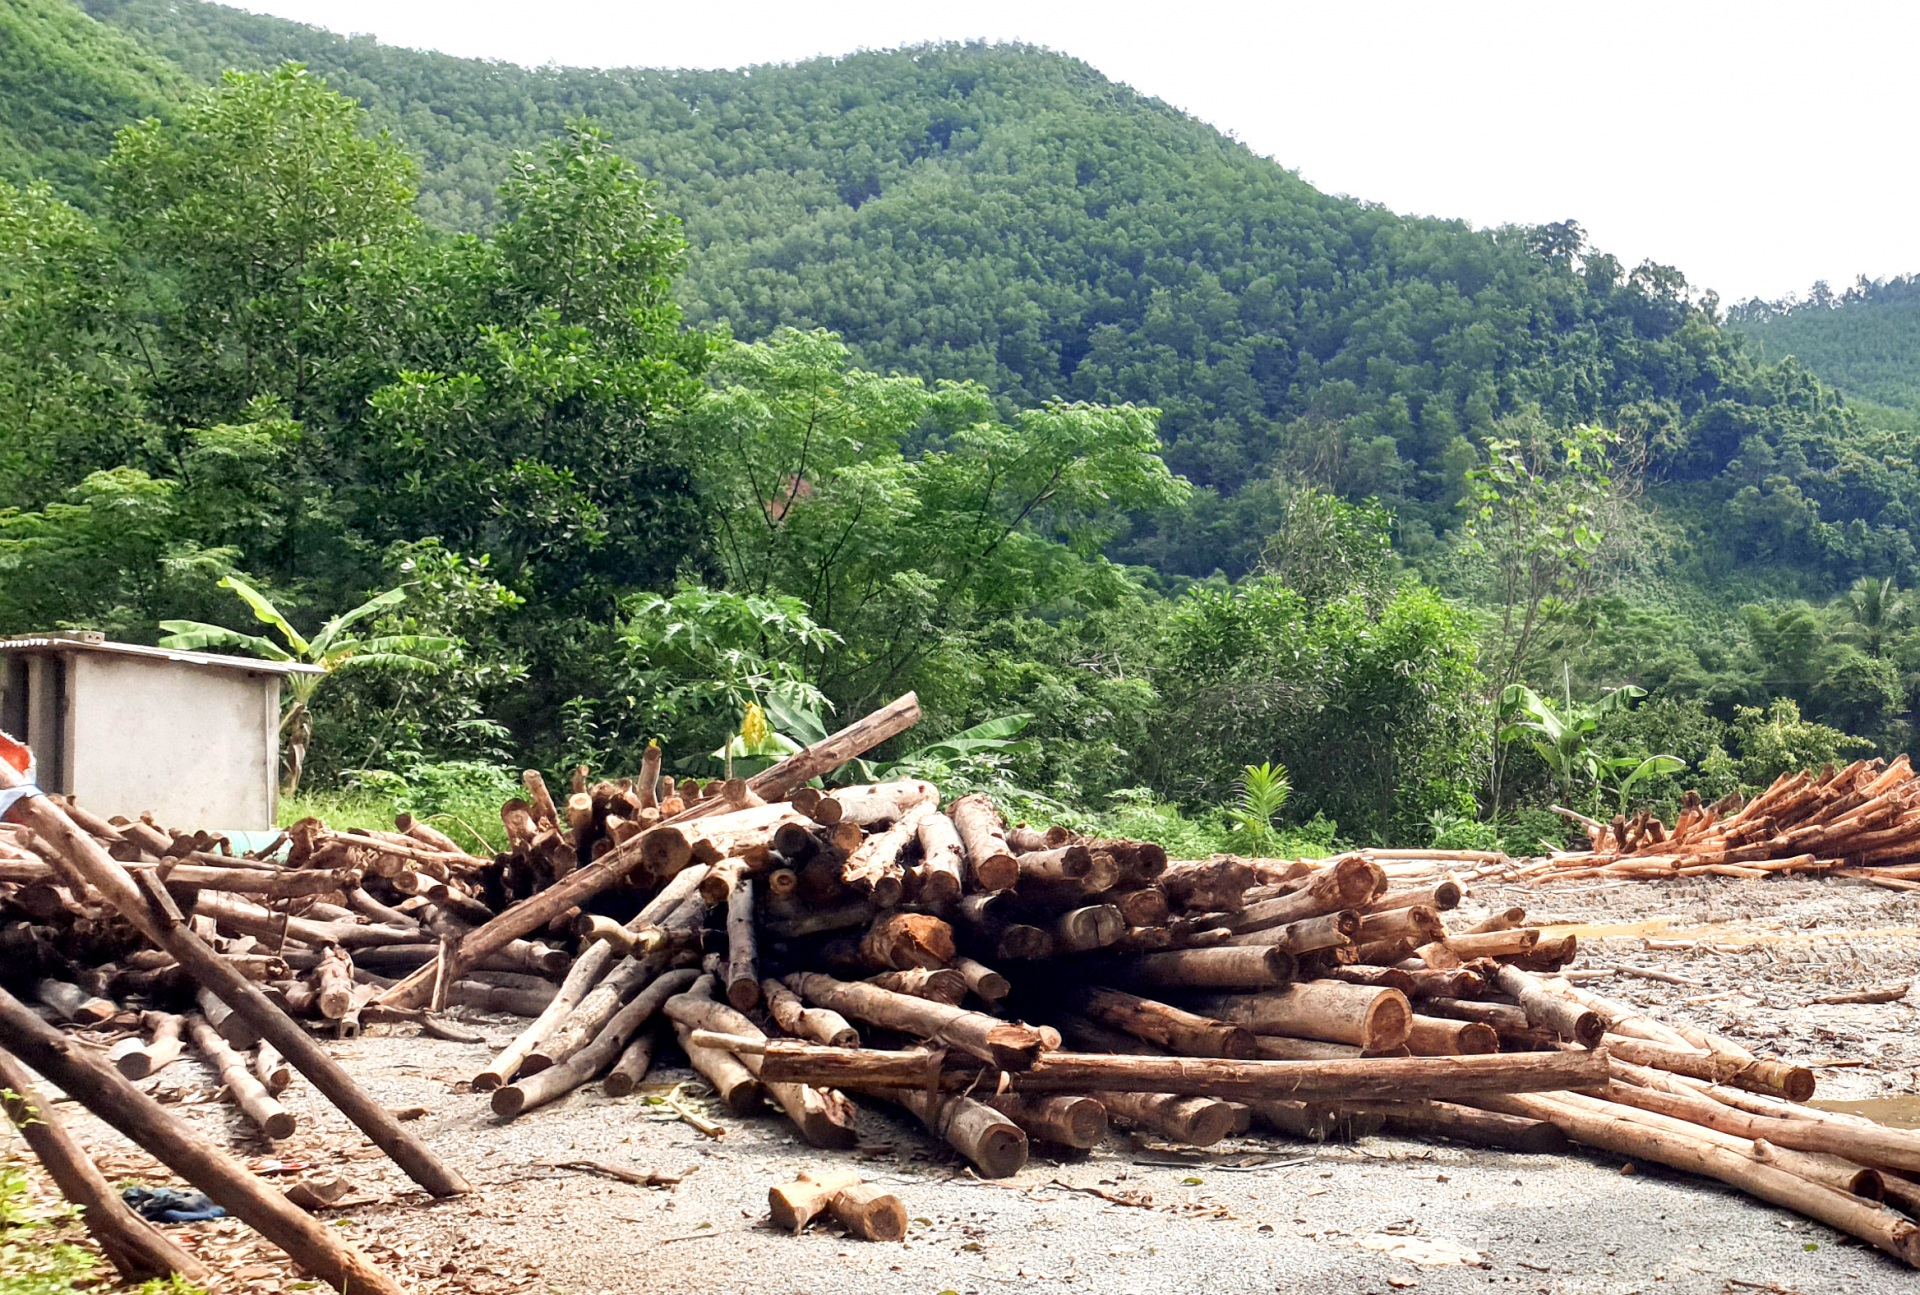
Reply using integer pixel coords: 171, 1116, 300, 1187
1733, 278, 1920, 429
43, 0, 1904, 586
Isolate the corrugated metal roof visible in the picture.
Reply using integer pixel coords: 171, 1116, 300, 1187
0, 636, 324, 676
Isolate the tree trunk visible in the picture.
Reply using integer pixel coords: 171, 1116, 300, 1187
0, 1047, 208, 1284
1188, 981, 1413, 1051
786, 971, 1046, 1070
493, 969, 697, 1118
1065, 986, 1256, 1058
950, 793, 1018, 891
1116, 945, 1296, 989
984, 1092, 1107, 1149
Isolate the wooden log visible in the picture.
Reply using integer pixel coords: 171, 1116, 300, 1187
828, 779, 939, 828
1250, 1099, 1387, 1143
1116, 944, 1297, 990
493, 969, 698, 1118
0, 1046, 208, 1284
860, 911, 957, 970
1159, 858, 1258, 913
1357, 1099, 1569, 1153
952, 893, 1052, 960
1016, 844, 1092, 884
313, 945, 355, 1019
1067, 986, 1256, 1058
1224, 910, 1359, 954
887, 1087, 1027, 1178
1051, 903, 1125, 953
476, 941, 616, 1090
1369, 880, 1463, 913
951, 794, 1018, 891
1476, 1090, 1920, 1266
674, 1022, 765, 1113
1492, 965, 1603, 1048
1225, 856, 1381, 933
34, 978, 115, 1025
664, 978, 858, 1147
1464, 907, 1527, 934
741, 693, 922, 804
109, 1011, 185, 1080
197, 984, 258, 1050
0, 989, 406, 1295
185, 1014, 295, 1140
985, 1092, 1108, 1149
866, 968, 968, 1006
602, 1026, 658, 1097
912, 813, 966, 905
762, 978, 860, 1047
1604, 1035, 1816, 1102
1431, 929, 1540, 961
787, 971, 1046, 1070
1098, 1090, 1238, 1147
1189, 982, 1413, 1051
1254, 1036, 1370, 1061
1404, 1014, 1500, 1056
252, 1041, 292, 1097
725, 875, 760, 1010
829, 1182, 909, 1241
749, 1039, 1611, 1102
954, 957, 1010, 1002
768, 1169, 863, 1232
443, 981, 557, 1016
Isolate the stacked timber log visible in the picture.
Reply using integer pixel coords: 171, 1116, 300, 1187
7, 700, 1920, 1272
1529, 755, 1920, 889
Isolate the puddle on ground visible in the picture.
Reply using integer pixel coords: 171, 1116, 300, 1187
1810, 1097, 1920, 1129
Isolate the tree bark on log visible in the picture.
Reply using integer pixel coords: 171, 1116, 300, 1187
1474, 1089, 1920, 1266
881, 1086, 1028, 1178
1188, 982, 1413, 1051
1100, 1089, 1238, 1146
0, 1046, 208, 1284
0, 989, 408, 1295
674, 1022, 765, 1113
1117, 945, 1297, 989
1065, 986, 1256, 1058
984, 1092, 1108, 1149
493, 969, 698, 1118
664, 977, 859, 1147
1403, 1014, 1500, 1056
762, 977, 860, 1047
185, 1013, 295, 1140
1492, 965, 1603, 1048
1224, 910, 1358, 954
912, 813, 966, 905
602, 1026, 659, 1097
954, 956, 1011, 1002
1159, 858, 1257, 913
1355, 1099, 1569, 1153
747, 1039, 1611, 1102
109, 1011, 185, 1079
725, 874, 760, 1010
1225, 857, 1381, 933
828, 1182, 909, 1241
951, 794, 1018, 892
786, 971, 1046, 1070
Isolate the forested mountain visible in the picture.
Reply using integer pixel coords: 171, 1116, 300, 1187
1733, 278, 1920, 428
3, 0, 1918, 848
10, 0, 1897, 586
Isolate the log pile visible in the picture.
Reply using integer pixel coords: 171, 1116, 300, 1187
6, 699, 1920, 1274
1528, 755, 1920, 888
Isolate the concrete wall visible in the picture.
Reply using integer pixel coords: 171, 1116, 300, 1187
65, 653, 280, 829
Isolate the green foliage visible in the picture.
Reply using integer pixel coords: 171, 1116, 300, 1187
1496, 678, 1643, 809
0, 1162, 99, 1295
280, 758, 518, 850
1728, 699, 1868, 788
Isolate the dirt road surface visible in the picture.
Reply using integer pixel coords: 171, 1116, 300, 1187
9, 872, 1920, 1294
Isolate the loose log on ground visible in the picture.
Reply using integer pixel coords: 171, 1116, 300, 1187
185, 1014, 295, 1140
1098, 1090, 1238, 1147
674, 1023, 765, 1113
828, 1182, 909, 1241
0, 1046, 208, 1284
603, 1026, 659, 1097
885, 1087, 1028, 1178
1356, 1099, 1570, 1153
768, 1169, 862, 1232
493, 969, 698, 1118
0, 988, 408, 1295
110, 1011, 185, 1079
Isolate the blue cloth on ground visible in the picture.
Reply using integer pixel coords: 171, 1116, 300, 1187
121, 1185, 226, 1222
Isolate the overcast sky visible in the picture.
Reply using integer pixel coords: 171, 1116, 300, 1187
228, 1, 1917, 304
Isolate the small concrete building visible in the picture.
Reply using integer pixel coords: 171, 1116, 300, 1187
0, 633, 320, 830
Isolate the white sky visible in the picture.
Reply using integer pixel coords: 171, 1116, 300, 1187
227, 0, 1920, 304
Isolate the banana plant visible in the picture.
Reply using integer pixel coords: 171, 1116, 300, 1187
1496, 679, 1644, 809
159, 574, 457, 794
1598, 752, 1687, 814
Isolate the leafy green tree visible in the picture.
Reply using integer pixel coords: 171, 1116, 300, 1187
1839, 576, 1910, 658
159, 574, 457, 792
1728, 699, 1866, 788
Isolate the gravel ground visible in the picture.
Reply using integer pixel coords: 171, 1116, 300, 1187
12, 871, 1920, 1294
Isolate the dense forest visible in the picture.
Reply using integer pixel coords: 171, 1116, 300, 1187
2, 0, 1917, 851
1733, 277, 1920, 432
